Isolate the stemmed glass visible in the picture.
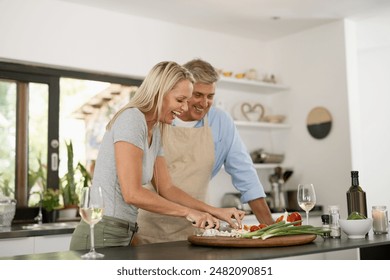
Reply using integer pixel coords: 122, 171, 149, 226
297, 184, 316, 225
79, 186, 104, 259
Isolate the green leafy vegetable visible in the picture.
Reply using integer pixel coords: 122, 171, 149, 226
347, 212, 367, 220
241, 220, 331, 240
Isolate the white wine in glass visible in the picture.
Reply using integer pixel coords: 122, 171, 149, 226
79, 186, 104, 259
297, 184, 316, 225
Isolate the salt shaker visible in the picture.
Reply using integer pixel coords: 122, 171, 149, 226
372, 206, 389, 234
329, 205, 341, 238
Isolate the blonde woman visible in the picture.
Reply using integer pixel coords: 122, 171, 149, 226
70, 61, 244, 250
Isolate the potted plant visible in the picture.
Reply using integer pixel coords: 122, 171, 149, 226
61, 140, 78, 207
60, 140, 92, 219
28, 157, 63, 223
0, 173, 14, 198
41, 188, 62, 222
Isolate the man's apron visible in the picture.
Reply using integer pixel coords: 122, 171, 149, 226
135, 117, 215, 244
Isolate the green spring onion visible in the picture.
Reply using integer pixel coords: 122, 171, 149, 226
241, 220, 331, 240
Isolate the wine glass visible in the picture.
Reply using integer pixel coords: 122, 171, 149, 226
297, 184, 316, 225
79, 186, 104, 259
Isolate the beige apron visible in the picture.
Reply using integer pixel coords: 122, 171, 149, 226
135, 117, 215, 244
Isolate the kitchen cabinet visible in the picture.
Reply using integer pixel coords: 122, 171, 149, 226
0, 237, 34, 257
34, 234, 72, 254
0, 234, 72, 257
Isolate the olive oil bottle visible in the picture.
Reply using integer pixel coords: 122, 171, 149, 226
346, 171, 367, 217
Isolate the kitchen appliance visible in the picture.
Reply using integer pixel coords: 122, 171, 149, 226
250, 149, 284, 164
268, 167, 293, 212
221, 193, 252, 214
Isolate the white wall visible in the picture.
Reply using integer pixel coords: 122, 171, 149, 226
264, 21, 353, 218
0, 0, 266, 77
347, 9, 390, 217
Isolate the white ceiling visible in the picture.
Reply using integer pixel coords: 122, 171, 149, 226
61, 0, 390, 41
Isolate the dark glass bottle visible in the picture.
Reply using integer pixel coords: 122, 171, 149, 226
346, 171, 367, 217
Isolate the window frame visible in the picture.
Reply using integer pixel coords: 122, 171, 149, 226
0, 61, 142, 216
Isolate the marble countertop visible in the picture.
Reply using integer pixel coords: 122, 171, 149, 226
1, 233, 389, 260
0, 221, 78, 239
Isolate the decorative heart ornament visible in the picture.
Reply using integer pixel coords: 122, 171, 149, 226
240, 102, 265, 122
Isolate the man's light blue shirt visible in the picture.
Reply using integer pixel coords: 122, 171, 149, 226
173, 106, 266, 203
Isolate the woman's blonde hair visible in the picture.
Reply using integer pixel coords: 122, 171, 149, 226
106, 61, 194, 130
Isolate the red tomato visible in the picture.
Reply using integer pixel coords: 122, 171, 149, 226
275, 215, 284, 223
287, 212, 302, 226
249, 225, 260, 232
258, 223, 268, 229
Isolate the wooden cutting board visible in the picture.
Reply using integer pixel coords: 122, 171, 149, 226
188, 234, 317, 248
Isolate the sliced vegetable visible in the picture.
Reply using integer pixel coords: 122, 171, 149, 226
275, 210, 289, 223
287, 212, 302, 226
250, 225, 260, 232
258, 223, 268, 229
241, 220, 330, 240
275, 215, 284, 223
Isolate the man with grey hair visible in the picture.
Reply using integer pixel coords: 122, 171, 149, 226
135, 58, 274, 244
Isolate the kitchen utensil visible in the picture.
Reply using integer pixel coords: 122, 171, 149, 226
250, 149, 284, 164
188, 234, 316, 248
221, 193, 252, 214
283, 170, 293, 182
286, 190, 299, 210
268, 167, 291, 211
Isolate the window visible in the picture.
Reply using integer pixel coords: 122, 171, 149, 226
0, 62, 141, 221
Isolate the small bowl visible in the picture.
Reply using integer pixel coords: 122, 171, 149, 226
262, 115, 286, 123
222, 71, 233, 77
339, 218, 372, 239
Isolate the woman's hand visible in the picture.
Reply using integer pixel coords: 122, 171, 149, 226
212, 207, 246, 229
186, 210, 220, 229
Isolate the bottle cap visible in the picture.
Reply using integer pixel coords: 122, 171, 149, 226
321, 214, 330, 223
351, 171, 359, 176
328, 205, 340, 213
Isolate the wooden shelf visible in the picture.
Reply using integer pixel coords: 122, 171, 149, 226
218, 77, 289, 93
234, 120, 290, 129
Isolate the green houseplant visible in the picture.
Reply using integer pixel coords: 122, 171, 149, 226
60, 140, 92, 219
28, 157, 63, 222
0, 173, 14, 198
61, 140, 78, 207
41, 188, 62, 212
